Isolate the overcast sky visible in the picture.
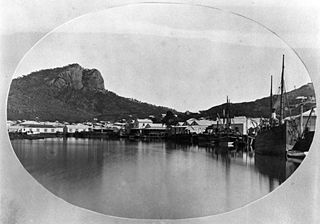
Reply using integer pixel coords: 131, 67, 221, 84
3, 2, 318, 112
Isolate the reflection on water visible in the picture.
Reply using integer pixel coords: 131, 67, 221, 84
11, 138, 300, 219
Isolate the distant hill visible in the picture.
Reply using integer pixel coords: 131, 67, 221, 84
7, 64, 175, 122
7, 64, 316, 122
199, 83, 316, 119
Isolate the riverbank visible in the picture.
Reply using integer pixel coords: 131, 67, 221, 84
9, 131, 250, 151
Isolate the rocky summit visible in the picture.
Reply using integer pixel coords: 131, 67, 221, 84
48, 64, 104, 91
7, 64, 173, 122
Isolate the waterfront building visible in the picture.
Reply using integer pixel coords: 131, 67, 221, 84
8, 120, 65, 134
6, 120, 17, 130
184, 118, 198, 126
19, 120, 42, 126
142, 123, 168, 137
18, 123, 64, 134
43, 121, 65, 127
284, 108, 317, 133
206, 116, 260, 136
6, 120, 16, 127
169, 125, 189, 135
128, 118, 154, 136
113, 122, 127, 129
186, 125, 207, 134
7, 124, 25, 133
177, 122, 185, 126
67, 124, 90, 133
133, 118, 153, 129
104, 122, 127, 134
184, 118, 215, 134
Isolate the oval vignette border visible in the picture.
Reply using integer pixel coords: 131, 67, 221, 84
3, 1, 320, 223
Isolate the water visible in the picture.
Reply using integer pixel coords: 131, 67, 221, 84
11, 138, 300, 219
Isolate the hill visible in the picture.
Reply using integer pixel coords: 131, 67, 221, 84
7, 64, 316, 122
199, 83, 316, 119
7, 64, 175, 122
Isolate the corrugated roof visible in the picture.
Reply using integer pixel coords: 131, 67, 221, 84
136, 119, 153, 123
20, 121, 42, 125
195, 119, 215, 126
67, 124, 90, 129
20, 124, 61, 128
285, 108, 317, 120
145, 123, 167, 129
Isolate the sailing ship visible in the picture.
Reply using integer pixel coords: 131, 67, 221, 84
197, 96, 245, 148
254, 55, 298, 156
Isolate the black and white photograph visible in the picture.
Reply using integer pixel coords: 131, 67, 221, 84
1, 1, 320, 223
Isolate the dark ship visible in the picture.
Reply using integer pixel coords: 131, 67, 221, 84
255, 55, 298, 156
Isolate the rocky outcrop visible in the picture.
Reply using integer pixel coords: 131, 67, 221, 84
82, 69, 104, 91
7, 63, 173, 122
51, 64, 104, 91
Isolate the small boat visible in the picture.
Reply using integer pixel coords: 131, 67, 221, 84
291, 108, 316, 152
286, 150, 308, 164
25, 131, 45, 139
285, 107, 316, 162
286, 150, 308, 160
26, 130, 41, 135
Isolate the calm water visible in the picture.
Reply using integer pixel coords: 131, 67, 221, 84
11, 138, 300, 219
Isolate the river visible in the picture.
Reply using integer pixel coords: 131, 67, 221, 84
11, 137, 300, 219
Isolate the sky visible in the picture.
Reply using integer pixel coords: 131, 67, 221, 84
6, 3, 315, 112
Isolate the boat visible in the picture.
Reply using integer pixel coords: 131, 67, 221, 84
286, 150, 308, 160
291, 130, 314, 152
26, 130, 41, 135
286, 148, 308, 164
291, 107, 316, 151
286, 107, 316, 158
254, 119, 297, 155
198, 97, 245, 149
25, 131, 45, 139
254, 55, 298, 156
286, 157, 304, 164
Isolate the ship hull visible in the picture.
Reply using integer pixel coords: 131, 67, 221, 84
254, 122, 296, 156
291, 131, 315, 152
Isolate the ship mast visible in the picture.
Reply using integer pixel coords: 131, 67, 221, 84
270, 75, 273, 119
226, 96, 230, 128
279, 55, 285, 122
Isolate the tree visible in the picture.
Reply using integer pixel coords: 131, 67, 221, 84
162, 111, 178, 126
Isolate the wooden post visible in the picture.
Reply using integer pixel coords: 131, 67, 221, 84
300, 103, 304, 137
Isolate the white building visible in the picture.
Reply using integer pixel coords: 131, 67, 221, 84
10, 124, 64, 134
144, 123, 167, 130
285, 108, 317, 133
133, 119, 153, 129
210, 116, 260, 135
7, 125, 25, 133
184, 118, 215, 134
67, 124, 90, 133
6, 120, 17, 130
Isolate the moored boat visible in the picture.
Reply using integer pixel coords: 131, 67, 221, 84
286, 107, 316, 160
205, 97, 245, 149
291, 130, 315, 152
254, 55, 298, 156
286, 150, 308, 160
255, 120, 297, 155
